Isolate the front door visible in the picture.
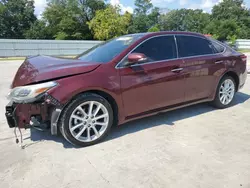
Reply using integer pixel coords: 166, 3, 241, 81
118, 35, 186, 118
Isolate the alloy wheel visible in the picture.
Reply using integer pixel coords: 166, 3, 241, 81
69, 101, 109, 142
219, 79, 235, 105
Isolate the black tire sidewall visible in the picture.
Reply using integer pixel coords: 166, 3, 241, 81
60, 93, 113, 147
213, 76, 236, 109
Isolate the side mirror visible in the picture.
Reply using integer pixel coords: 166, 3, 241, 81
126, 53, 147, 66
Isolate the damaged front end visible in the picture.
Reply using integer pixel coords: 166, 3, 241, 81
5, 81, 62, 136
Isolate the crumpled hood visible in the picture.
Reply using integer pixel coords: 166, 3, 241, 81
11, 55, 101, 88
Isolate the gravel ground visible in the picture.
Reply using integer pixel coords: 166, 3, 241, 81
0, 60, 250, 188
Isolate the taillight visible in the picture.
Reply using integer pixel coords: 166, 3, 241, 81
240, 54, 247, 63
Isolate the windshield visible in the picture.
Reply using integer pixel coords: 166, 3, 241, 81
77, 34, 144, 63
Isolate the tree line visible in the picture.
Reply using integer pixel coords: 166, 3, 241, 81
0, 0, 250, 42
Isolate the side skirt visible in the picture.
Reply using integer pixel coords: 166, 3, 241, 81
124, 98, 211, 123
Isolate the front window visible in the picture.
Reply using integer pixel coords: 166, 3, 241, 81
77, 34, 144, 63
132, 36, 177, 62
119, 35, 177, 67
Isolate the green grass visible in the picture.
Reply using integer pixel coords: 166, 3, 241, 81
238, 49, 250, 53
0, 57, 25, 61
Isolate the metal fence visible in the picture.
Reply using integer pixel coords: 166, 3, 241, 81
0, 38, 250, 57
0, 39, 102, 57
235, 39, 250, 50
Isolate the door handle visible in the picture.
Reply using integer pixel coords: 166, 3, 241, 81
171, 68, 183, 72
215, 60, 224, 64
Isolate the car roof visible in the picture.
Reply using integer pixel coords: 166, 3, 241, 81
126, 31, 205, 38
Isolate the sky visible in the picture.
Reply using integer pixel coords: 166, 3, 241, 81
34, 0, 250, 18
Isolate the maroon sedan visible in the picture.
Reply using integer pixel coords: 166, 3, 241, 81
6, 31, 247, 147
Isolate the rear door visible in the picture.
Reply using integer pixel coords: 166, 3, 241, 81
175, 35, 226, 102
118, 35, 186, 117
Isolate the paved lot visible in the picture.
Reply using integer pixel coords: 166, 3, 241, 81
0, 60, 250, 188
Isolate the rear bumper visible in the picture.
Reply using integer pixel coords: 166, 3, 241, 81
238, 67, 248, 90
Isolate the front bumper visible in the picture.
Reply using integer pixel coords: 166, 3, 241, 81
5, 94, 63, 135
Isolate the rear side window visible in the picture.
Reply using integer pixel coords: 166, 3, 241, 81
176, 36, 214, 58
132, 35, 177, 62
211, 40, 226, 53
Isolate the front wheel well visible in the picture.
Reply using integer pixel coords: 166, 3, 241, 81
224, 71, 239, 91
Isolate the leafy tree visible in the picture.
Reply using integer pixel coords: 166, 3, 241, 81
54, 31, 69, 40
134, 0, 153, 14
1, 0, 249, 42
78, 0, 107, 22
129, 0, 160, 33
159, 9, 210, 33
0, 0, 36, 38
40, 0, 106, 40
148, 24, 160, 32
212, 0, 249, 21
24, 20, 51, 39
206, 0, 250, 40
42, 1, 79, 39
204, 19, 241, 41
88, 6, 132, 40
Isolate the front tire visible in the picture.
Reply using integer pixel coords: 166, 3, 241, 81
59, 93, 113, 147
212, 76, 236, 109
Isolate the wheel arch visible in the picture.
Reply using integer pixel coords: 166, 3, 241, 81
211, 70, 239, 101
223, 71, 239, 91
61, 89, 119, 127
86, 90, 119, 126
211, 70, 239, 108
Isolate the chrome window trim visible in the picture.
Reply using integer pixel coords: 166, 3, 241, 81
122, 57, 180, 68
115, 34, 225, 69
174, 35, 179, 58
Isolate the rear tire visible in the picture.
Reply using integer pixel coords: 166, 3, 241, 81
59, 93, 113, 147
212, 76, 236, 109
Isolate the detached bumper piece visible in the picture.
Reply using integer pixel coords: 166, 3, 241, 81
5, 102, 16, 128
29, 116, 49, 131
50, 109, 62, 135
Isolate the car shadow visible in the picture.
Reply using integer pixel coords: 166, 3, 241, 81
27, 92, 250, 148
105, 92, 250, 142
27, 129, 74, 149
